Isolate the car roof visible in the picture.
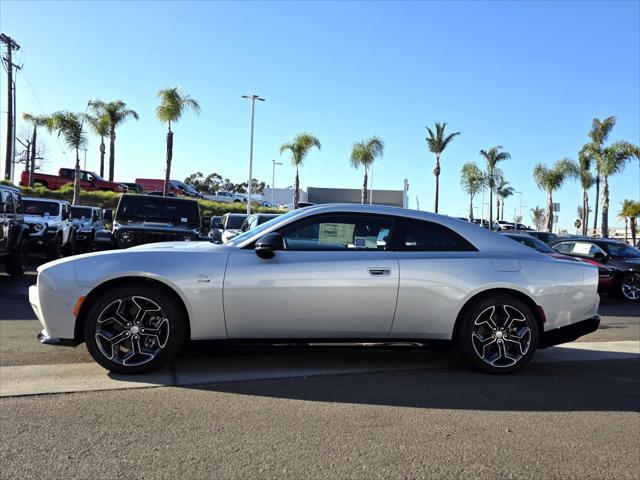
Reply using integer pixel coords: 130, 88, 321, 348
0, 183, 20, 192
23, 197, 70, 205
120, 194, 197, 203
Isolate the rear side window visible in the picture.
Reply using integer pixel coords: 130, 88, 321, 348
395, 219, 476, 252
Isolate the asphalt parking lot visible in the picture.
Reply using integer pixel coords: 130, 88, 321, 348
1, 258, 639, 479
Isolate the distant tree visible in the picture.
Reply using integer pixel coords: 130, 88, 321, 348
22, 113, 50, 187
620, 201, 640, 246
533, 158, 579, 232
15, 127, 47, 179
90, 100, 139, 181
156, 87, 201, 196
598, 141, 640, 237
496, 175, 514, 221
459, 162, 484, 221
530, 206, 546, 231
350, 136, 385, 204
584, 116, 616, 232
426, 122, 460, 213
279, 133, 321, 209
86, 104, 111, 178
574, 218, 582, 235
46, 111, 88, 204
479, 146, 510, 230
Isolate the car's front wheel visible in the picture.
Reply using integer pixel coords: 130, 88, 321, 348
619, 273, 640, 302
83, 283, 187, 374
456, 295, 539, 374
46, 236, 62, 260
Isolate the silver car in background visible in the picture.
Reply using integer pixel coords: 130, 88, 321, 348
29, 204, 600, 375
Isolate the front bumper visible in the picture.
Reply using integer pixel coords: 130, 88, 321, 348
538, 315, 601, 348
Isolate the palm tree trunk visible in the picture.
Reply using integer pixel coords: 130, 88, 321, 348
488, 186, 493, 230
582, 189, 589, 235
29, 125, 37, 187
601, 176, 609, 238
592, 172, 600, 233
362, 170, 368, 205
163, 128, 173, 197
108, 126, 116, 181
293, 166, 300, 209
99, 136, 106, 178
546, 191, 553, 232
501, 199, 505, 221
433, 154, 440, 213
496, 197, 501, 222
624, 218, 628, 243
468, 193, 474, 222
73, 148, 81, 205
631, 218, 637, 246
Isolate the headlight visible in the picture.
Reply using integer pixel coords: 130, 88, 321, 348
33, 223, 44, 232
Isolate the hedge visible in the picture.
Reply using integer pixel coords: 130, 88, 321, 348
2, 181, 284, 217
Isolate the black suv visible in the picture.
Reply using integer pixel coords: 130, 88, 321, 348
552, 237, 640, 302
95, 194, 209, 249
0, 184, 29, 276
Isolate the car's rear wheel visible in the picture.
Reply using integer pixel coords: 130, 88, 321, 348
83, 283, 187, 374
5, 238, 28, 277
46, 236, 62, 260
456, 295, 538, 374
619, 273, 640, 302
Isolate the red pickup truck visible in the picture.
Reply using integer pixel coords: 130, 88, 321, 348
21, 168, 126, 193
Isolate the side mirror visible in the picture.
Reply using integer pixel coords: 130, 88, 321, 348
103, 208, 113, 222
202, 217, 211, 229
213, 221, 223, 229
593, 252, 607, 263
255, 232, 285, 259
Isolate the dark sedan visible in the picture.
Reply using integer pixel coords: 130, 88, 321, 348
552, 237, 640, 302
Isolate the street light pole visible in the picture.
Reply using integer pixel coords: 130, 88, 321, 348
271, 159, 282, 206
241, 94, 265, 215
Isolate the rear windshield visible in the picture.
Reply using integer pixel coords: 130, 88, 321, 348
506, 234, 554, 253
71, 207, 93, 219
116, 196, 200, 226
225, 215, 247, 229
23, 200, 60, 217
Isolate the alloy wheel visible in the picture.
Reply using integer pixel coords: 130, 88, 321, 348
621, 274, 640, 301
95, 296, 170, 366
471, 305, 532, 368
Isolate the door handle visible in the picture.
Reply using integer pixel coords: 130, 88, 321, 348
368, 268, 391, 276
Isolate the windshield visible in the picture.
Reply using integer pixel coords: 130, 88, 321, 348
225, 215, 247, 229
71, 207, 93, 219
228, 209, 298, 245
506, 234, 554, 253
604, 243, 640, 258
23, 200, 60, 217
116, 196, 200, 226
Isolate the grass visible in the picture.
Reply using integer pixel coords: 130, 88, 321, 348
3, 181, 284, 217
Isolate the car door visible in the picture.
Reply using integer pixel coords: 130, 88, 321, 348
223, 213, 400, 339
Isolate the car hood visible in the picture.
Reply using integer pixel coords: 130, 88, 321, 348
114, 222, 199, 234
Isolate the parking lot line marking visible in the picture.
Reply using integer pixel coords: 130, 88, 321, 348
0, 341, 638, 398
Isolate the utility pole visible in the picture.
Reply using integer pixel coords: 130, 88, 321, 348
1, 34, 21, 181
241, 94, 265, 215
271, 159, 282, 206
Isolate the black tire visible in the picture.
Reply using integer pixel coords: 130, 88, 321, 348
455, 294, 539, 374
46, 235, 62, 260
83, 283, 187, 374
619, 273, 640, 302
5, 238, 28, 277
62, 232, 76, 257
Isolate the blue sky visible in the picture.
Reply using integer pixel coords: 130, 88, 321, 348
1, 0, 638, 229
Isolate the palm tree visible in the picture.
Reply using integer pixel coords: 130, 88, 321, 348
530, 206, 546, 231
479, 146, 510, 230
459, 162, 484, 221
46, 112, 88, 205
533, 158, 579, 232
622, 201, 640, 246
85, 106, 110, 178
584, 116, 616, 233
578, 149, 594, 235
426, 122, 460, 213
599, 141, 640, 238
90, 100, 139, 181
22, 113, 50, 187
496, 176, 514, 221
279, 133, 322, 209
156, 87, 201, 196
350, 136, 385, 204
618, 200, 635, 243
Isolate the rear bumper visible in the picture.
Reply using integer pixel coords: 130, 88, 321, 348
538, 315, 601, 348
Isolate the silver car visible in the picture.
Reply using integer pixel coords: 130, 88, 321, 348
30, 204, 600, 374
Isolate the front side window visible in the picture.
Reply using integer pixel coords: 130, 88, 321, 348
281, 214, 395, 251
3, 191, 14, 215
397, 219, 476, 252
13, 192, 23, 214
